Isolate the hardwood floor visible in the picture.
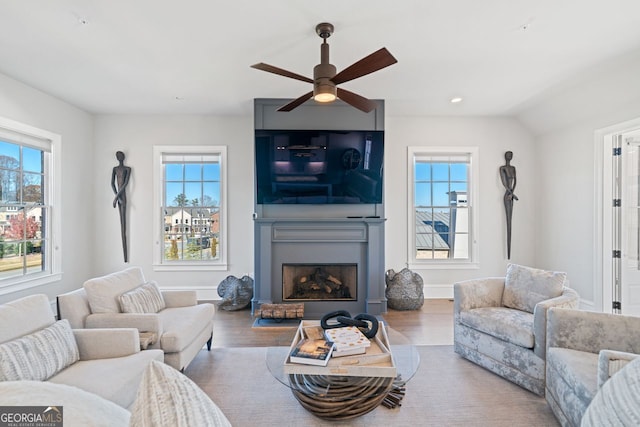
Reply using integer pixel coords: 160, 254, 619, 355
211, 299, 454, 347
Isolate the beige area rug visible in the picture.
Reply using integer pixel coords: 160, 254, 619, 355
185, 346, 559, 427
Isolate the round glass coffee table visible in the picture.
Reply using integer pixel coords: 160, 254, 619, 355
266, 326, 420, 420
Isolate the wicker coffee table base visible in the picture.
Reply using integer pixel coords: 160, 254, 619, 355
288, 374, 394, 420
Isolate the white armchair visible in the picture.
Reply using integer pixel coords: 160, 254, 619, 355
57, 267, 215, 371
454, 264, 579, 396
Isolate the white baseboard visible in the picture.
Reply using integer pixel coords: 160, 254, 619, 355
162, 285, 455, 303
423, 284, 454, 299
160, 286, 221, 301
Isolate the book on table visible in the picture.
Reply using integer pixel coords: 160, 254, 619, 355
289, 338, 335, 366
283, 320, 397, 378
324, 326, 371, 357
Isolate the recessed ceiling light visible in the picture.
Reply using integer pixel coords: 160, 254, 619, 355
518, 18, 534, 32
450, 97, 463, 104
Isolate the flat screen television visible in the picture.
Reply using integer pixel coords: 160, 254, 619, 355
255, 130, 384, 204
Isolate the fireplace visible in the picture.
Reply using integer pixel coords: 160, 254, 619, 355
283, 263, 357, 301
252, 218, 386, 318
252, 99, 386, 318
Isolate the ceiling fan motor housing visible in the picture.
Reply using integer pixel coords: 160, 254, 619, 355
313, 41, 337, 101
313, 65, 336, 101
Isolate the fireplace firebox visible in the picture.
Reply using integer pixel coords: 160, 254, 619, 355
283, 263, 357, 301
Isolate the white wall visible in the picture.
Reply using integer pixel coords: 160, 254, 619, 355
91, 114, 535, 300
515, 49, 640, 138
530, 123, 598, 306
8, 61, 618, 306
517, 48, 640, 308
82, 46, 640, 307
384, 116, 536, 297
92, 115, 255, 299
0, 73, 95, 304
0, 73, 539, 303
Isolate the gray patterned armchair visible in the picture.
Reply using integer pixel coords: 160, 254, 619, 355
546, 308, 640, 427
454, 264, 579, 396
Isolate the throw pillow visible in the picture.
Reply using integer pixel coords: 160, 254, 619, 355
0, 380, 130, 427
130, 360, 232, 427
83, 267, 146, 313
582, 355, 640, 427
119, 281, 166, 314
502, 263, 566, 313
0, 319, 79, 381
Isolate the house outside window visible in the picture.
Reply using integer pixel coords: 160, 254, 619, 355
153, 146, 227, 271
0, 117, 61, 294
407, 146, 479, 269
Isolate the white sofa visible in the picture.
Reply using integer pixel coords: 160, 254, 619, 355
0, 294, 163, 409
0, 381, 132, 427
57, 267, 215, 371
0, 360, 233, 427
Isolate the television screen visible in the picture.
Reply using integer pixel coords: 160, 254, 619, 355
255, 130, 384, 204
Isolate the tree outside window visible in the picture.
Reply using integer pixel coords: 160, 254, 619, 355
0, 138, 49, 281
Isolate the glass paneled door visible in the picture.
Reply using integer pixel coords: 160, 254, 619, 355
614, 131, 640, 315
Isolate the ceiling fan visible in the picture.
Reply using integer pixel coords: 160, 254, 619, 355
251, 22, 397, 113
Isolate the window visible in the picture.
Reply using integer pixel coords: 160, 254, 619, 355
0, 117, 61, 294
408, 146, 478, 268
153, 146, 227, 271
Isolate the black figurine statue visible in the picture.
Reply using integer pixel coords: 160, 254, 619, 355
111, 151, 131, 262
500, 151, 518, 259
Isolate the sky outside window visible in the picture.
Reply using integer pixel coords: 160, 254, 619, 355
0, 140, 44, 204
0, 141, 43, 173
415, 162, 468, 209
164, 162, 220, 207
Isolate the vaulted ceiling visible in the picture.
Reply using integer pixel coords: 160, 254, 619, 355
1, 1, 640, 117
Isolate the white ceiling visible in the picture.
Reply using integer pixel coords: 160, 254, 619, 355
1, 1, 640, 117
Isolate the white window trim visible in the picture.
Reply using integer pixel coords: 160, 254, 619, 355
152, 145, 228, 271
407, 146, 479, 269
0, 116, 62, 295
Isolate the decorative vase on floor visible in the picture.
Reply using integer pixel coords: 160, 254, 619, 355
217, 275, 253, 311
385, 268, 424, 310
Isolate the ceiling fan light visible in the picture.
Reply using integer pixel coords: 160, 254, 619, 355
314, 92, 337, 103
313, 81, 337, 103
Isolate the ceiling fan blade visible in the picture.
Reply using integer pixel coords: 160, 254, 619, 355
277, 92, 314, 111
250, 63, 314, 84
336, 88, 378, 113
331, 47, 398, 85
